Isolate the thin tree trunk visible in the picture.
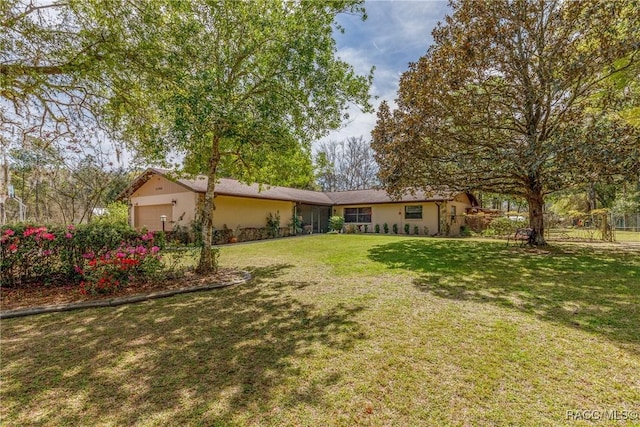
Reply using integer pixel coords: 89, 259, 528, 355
35, 178, 40, 222
197, 144, 220, 274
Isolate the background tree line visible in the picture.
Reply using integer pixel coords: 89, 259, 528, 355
315, 136, 379, 192
1, 138, 129, 224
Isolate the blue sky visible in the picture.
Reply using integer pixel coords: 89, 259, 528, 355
321, 0, 450, 146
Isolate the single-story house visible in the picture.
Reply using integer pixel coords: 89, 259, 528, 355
120, 168, 478, 238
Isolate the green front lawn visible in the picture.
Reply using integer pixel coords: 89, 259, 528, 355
547, 228, 640, 243
1, 235, 639, 426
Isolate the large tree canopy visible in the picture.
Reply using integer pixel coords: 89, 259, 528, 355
1, 0, 140, 146
1, 0, 151, 223
3, 1, 372, 271
106, 0, 372, 271
2, 0, 90, 140
372, 0, 640, 244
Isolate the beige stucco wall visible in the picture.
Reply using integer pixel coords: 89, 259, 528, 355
127, 172, 475, 235
334, 202, 441, 235
128, 174, 294, 232
447, 193, 474, 235
129, 175, 198, 231
335, 193, 473, 236
133, 174, 194, 197
212, 195, 294, 230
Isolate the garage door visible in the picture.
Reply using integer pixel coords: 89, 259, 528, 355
134, 205, 173, 232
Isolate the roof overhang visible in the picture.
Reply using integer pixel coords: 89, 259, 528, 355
119, 169, 479, 208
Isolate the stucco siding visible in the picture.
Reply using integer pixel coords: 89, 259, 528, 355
123, 170, 476, 236
213, 195, 293, 230
129, 176, 199, 231
335, 202, 440, 235
447, 193, 474, 235
133, 175, 192, 196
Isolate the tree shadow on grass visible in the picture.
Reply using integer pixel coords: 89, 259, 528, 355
368, 239, 640, 354
0, 263, 366, 425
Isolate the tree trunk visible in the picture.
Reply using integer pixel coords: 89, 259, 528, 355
587, 183, 597, 212
527, 189, 547, 245
196, 148, 220, 274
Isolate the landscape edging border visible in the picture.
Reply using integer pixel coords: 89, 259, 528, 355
0, 270, 251, 319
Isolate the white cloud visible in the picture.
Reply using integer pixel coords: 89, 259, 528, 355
319, 1, 450, 148
337, 47, 375, 77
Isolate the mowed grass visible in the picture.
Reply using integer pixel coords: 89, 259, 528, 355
547, 228, 640, 243
1, 235, 639, 426
611, 230, 640, 242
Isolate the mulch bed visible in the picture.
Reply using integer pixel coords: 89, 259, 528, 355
1, 268, 244, 311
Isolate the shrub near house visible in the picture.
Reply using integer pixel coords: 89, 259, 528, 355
0, 223, 164, 294
329, 216, 345, 233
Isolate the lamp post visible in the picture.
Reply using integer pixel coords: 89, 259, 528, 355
160, 214, 167, 233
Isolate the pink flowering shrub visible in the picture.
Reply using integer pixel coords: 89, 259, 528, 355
78, 248, 161, 295
1, 223, 165, 293
1, 225, 60, 284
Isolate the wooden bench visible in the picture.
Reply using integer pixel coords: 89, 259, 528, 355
508, 227, 535, 247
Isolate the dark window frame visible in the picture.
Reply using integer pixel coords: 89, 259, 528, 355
404, 205, 423, 220
344, 207, 372, 223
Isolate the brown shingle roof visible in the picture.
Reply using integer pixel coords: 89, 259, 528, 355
128, 168, 334, 205
325, 188, 455, 205
121, 168, 470, 206
213, 178, 333, 205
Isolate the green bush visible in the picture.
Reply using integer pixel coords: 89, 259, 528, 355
414, 225, 419, 235
1, 223, 60, 285
383, 223, 389, 234
404, 224, 410, 234
375, 224, 380, 233
484, 217, 526, 237
290, 215, 303, 235
393, 224, 398, 234
330, 216, 345, 232
92, 201, 129, 225
170, 224, 192, 245
190, 220, 203, 245
266, 211, 281, 238
364, 224, 369, 233
344, 224, 358, 234
465, 213, 492, 234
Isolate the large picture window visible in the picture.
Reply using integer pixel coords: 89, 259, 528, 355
404, 205, 423, 220
344, 207, 372, 223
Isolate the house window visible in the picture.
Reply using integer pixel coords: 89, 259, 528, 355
404, 205, 423, 220
344, 207, 372, 223
451, 205, 457, 222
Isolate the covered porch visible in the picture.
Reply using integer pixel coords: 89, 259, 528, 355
296, 203, 331, 233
